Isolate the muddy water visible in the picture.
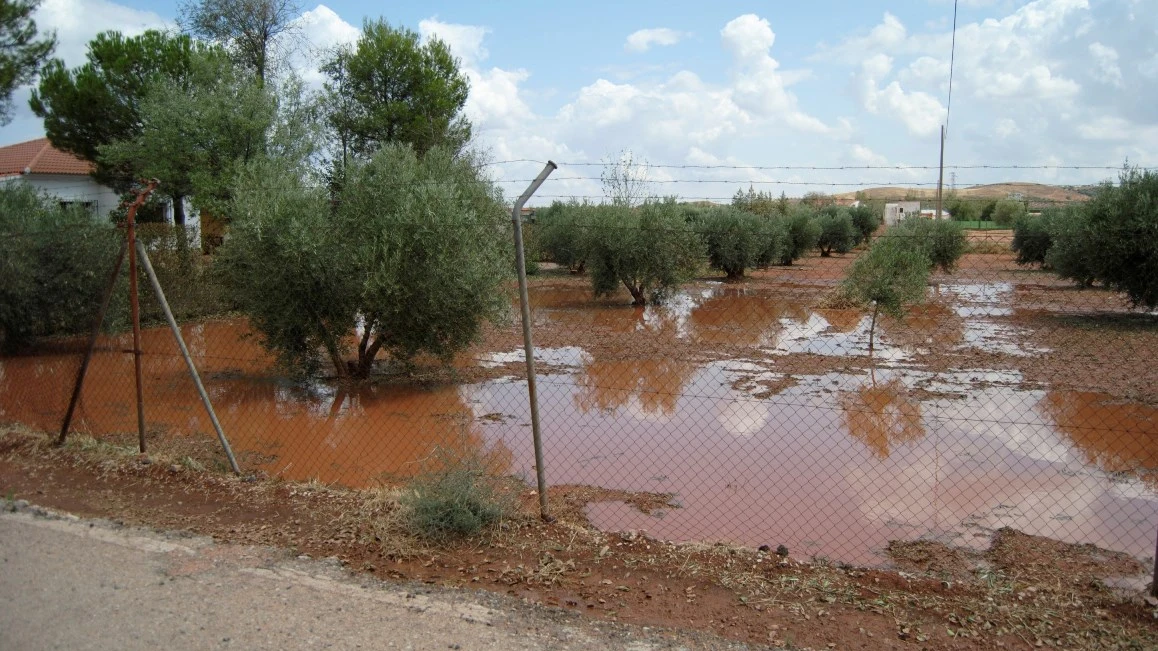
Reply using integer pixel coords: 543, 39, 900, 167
2, 283, 1156, 566
471, 365, 1158, 566
0, 320, 510, 485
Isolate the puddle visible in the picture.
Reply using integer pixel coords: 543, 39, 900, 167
767, 313, 912, 363
480, 346, 590, 370
472, 363, 1158, 566
0, 320, 512, 486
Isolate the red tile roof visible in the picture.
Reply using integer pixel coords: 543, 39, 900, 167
0, 138, 94, 177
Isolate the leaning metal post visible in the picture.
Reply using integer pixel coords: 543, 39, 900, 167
511, 161, 557, 522
135, 239, 241, 475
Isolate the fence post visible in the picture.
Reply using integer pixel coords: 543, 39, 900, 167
134, 239, 241, 475
127, 180, 159, 453
511, 161, 557, 522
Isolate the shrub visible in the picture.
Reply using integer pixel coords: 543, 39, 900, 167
400, 439, 514, 543
217, 145, 511, 379
586, 199, 703, 305
535, 200, 590, 273
848, 204, 881, 245
0, 184, 122, 351
778, 207, 821, 265
979, 200, 998, 222
886, 218, 966, 273
815, 208, 857, 257
1010, 212, 1053, 267
1048, 167, 1158, 307
135, 224, 228, 322
1044, 205, 1096, 288
946, 196, 980, 222
991, 199, 1027, 226
695, 206, 784, 279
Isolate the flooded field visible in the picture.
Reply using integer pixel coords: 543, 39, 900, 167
2, 253, 1156, 566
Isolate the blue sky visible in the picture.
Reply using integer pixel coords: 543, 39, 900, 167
4, 0, 1156, 202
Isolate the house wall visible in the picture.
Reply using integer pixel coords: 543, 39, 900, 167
883, 201, 921, 227
2, 173, 121, 219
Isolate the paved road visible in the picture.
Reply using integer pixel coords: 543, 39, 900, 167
0, 504, 763, 651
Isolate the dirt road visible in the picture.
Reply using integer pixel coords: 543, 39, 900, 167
0, 503, 764, 651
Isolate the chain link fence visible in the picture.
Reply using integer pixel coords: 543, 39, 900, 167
1, 193, 1155, 572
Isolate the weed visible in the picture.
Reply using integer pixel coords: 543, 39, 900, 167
399, 436, 516, 544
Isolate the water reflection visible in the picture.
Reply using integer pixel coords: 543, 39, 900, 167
688, 288, 807, 347
1042, 391, 1158, 489
841, 378, 925, 459
575, 358, 696, 418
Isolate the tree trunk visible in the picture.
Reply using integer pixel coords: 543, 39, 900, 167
356, 335, 385, 379
625, 281, 646, 306
726, 267, 744, 281
868, 301, 879, 362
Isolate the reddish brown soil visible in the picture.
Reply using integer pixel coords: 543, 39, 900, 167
3, 426, 1156, 651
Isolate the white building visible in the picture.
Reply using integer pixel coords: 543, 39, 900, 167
883, 201, 920, 226
0, 138, 198, 238
0, 138, 120, 217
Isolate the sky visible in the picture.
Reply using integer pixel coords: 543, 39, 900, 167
3, 0, 1156, 203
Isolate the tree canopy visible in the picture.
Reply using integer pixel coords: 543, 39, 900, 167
99, 50, 279, 224
30, 30, 202, 189
178, 0, 299, 83
323, 19, 471, 160
216, 145, 510, 378
0, 0, 55, 124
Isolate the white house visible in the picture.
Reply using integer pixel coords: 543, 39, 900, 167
0, 138, 199, 238
883, 201, 920, 226
0, 137, 120, 217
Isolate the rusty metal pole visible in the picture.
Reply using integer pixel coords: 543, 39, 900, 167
127, 180, 159, 454
511, 161, 557, 522
57, 241, 127, 446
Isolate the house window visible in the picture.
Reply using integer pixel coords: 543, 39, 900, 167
59, 200, 97, 215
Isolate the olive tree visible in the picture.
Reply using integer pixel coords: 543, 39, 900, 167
586, 200, 703, 305
216, 145, 510, 378
536, 200, 592, 273
886, 217, 966, 273
815, 208, 857, 257
840, 237, 930, 359
991, 199, 1027, 226
778, 206, 820, 265
848, 204, 881, 245
1011, 211, 1054, 267
693, 206, 785, 280
1047, 167, 1158, 308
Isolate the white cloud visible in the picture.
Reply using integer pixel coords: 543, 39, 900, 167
856, 54, 945, 138
418, 18, 490, 68
34, 0, 171, 67
624, 28, 685, 53
1088, 42, 1122, 86
720, 15, 830, 134
290, 4, 360, 86
995, 118, 1020, 138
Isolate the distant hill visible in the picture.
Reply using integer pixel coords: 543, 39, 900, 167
835, 182, 1092, 208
